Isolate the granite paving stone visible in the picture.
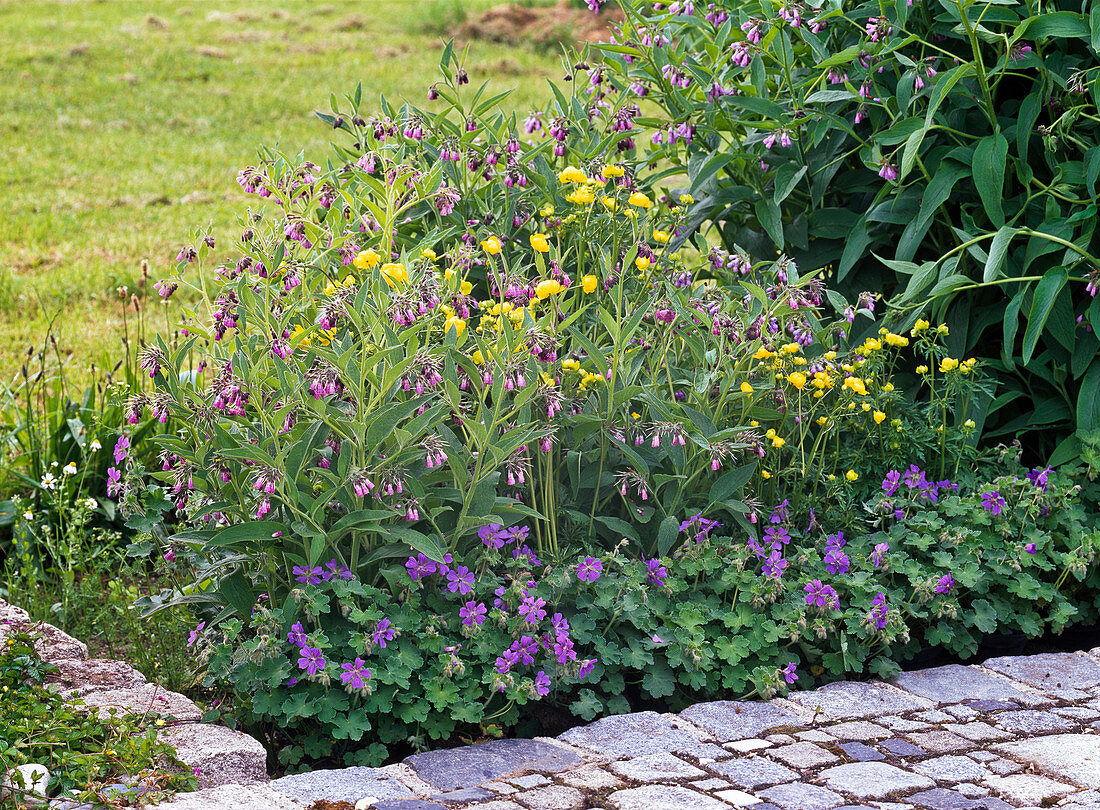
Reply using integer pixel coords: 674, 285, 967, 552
678, 700, 807, 741
727, 739, 774, 753
270, 767, 416, 804
983, 774, 1078, 805
1056, 707, 1100, 721
829, 722, 892, 741
966, 700, 1019, 712
817, 762, 936, 799
676, 742, 737, 761
838, 742, 886, 762
954, 783, 990, 798
757, 783, 847, 809
431, 786, 495, 803
878, 739, 926, 758
892, 665, 1042, 706
509, 776, 549, 790
987, 759, 1024, 776
993, 734, 1100, 788
512, 785, 585, 810
944, 722, 1012, 742
983, 653, 1100, 699
607, 784, 731, 809
465, 802, 523, 810
915, 710, 955, 723
769, 741, 841, 769
798, 730, 838, 742
608, 752, 705, 782
373, 802, 449, 810
692, 777, 735, 791
912, 755, 991, 784
904, 730, 975, 754
711, 757, 801, 790
557, 765, 622, 790
714, 788, 765, 806
969, 752, 998, 763
787, 681, 933, 719
557, 711, 704, 757
767, 734, 797, 744
883, 717, 932, 732
406, 739, 582, 792
945, 706, 980, 721
907, 788, 1013, 809
991, 709, 1076, 734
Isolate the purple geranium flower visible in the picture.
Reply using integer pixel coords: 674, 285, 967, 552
1027, 466, 1051, 491
645, 557, 668, 587
287, 621, 307, 646
340, 658, 371, 689
825, 531, 845, 549
781, 661, 798, 684
323, 559, 354, 581
113, 435, 131, 464
460, 600, 487, 627
292, 565, 323, 585
372, 618, 397, 648
804, 579, 838, 609
297, 646, 325, 675
534, 670, 551, 696
882, 470, 902, 496
446, 565, 475, 595
1025, 542, 1037, 555
934, 573, 955, 594
405, 553, 437, 581
187, 622, 205, 647
764, 525, 791, 549
478, 523, 507, 550
981, 491, 1006, 516
868, 591, 889, 629
518, 596, 547, 625
871, 541, 889, 568
577, 557, 603, 582
824, 548, 850, 576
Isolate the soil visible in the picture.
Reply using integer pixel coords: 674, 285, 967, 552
457, 2, 624, 49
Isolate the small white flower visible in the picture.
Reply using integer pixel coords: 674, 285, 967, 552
84, 498, 97, 510
63, 462, 78, 476
41, 472, 57, 490
22, 511, 33, 521
50, 461, 58, 467
90, 439, 102, 451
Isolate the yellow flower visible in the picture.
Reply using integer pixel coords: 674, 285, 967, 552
753, 347, 775, 361
540, 203, 555, 216
421, 248, 438, 261
562, 359, 580, 372
772, 436, 786, 449
530, 233, 550, 253
635, 256, 651, 272
582, 275, 598, 294
679, 193, 694, 204
861, 402, 872, 412
873, 410, 886, 423
623, 208, 638, 219
444, 316, 466, 338
535, 279, 564, 300
602, 163, 625, 179
472, 349, 486, 364
480, 235, 502, 255
780, 342, 801, 355
845, 469, 859, 482
912, 318, 930, 333
628, 191, 652, 208
741, 381, 754, 394
765, 428, 776, 439
558, 165, 587, 184
353, 249, 381, 271
600, 196, 618, 211
937, 324, 950, 335
816, 416, 829, 426
842, 376, 868, 396
964, 418, 976, 429
824, 350, 837, 361
652, 229, 670, 244
380, 262, 409, 288
861, 338, 882, 353
460, 280, 473, 296
884, 332, 909, 347
761, 469, 772, 480
916, 364, 929, 374
787, 372, 807, 390
566, 187, 596, 205
939, 357, 959, 372
882, 382, 895, 392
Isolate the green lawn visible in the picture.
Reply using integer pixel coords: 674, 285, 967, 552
0, 0, 560, 380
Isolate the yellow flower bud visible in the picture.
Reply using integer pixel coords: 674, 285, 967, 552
741, 381, 754, 394
582, 275, 598, 294
354, 248, 381, 270
530, 233, 550, 253
635, 256, 651, 272
628, 191, 652, 208
873, 410, 886, 423
652, 230, 670, 244
558, 166, 587, 184
480, 236, 502, 255
535, 279, 564, 300
845, 469, 859, 482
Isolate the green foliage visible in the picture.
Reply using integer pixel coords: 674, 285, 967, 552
596, 0, 1100, 457
0, 632, 196, 804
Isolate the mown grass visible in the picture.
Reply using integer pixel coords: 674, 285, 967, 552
0, 0, 562, 380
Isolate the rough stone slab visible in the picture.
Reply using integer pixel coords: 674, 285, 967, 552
151, 784, 305, 809
892, 665, 1042, 706
431, 786, 494, 802
757, 783, 846, 809
904, 730, 975, 754
769, 742, 840, 769
77, 683, 201, 721
47, 657, 148, 696
817, 762, 935, 799
0, 622, 88, 662
943, 722, 1011, 742
509, 775, 549, 789
987, 759, 1023, 776
608, 784, 730, 810
608, 752, 705, 782
983, 773, 1078, 805
993, 734, 1100, 789
407, 739, 581, 793
558, 764, 621, 790
838, 742, 885, 762
714, 788, 764, 806
983, 653, 1100, 699
912, 756, 990, 784
991, 709, 1076, 734
271, 766, 416, 804
373, 802, 448, 810
557, 711, 704, 757
0, 600, 31, 623
679, 700, 807, 741
878, 738, 925, 758
907, 788, 1012, 809
727, 739, 774, 753
711, 757, 800, 790
787, 681, 933, 719
827, 722, 891, 741
513, 785, 585, 810
162, 723, 269, 788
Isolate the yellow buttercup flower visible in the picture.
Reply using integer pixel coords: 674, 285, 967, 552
939, 357, 959, 372
679, 193, 694, 204
753, 347, 775, 361
600, 196, 618, 211
635, 256, 651, 272
460, 280, 473, 296
530, 233, 550, 253
652, 230, 670, 244
772, 436, 786, 449
741, 381, 754, 394
582, 275, 598, 294
562, 359, 580, 372
472, 350, 486, 364
480, 235, 502, 255
882, 382, 894, 392
842, 376, 868, 396
535, 279, 564, 300
761, 470, 772, 480
540, 204, 555, 216
845, 469, 859, 482
602, 164, 625, 179
444, 316, 466, 338
353, 249, 381, 271
873, 410, 886, 423
787, 372, 807, 390
750, 420, 760, 427
816, 416, 829, 426
380, 262, 409, 288
916, 365, 929, 374
421, 248, 438, 261
558, 166, 587, 184
567, 187, 595, 205
628, 191, 652, 208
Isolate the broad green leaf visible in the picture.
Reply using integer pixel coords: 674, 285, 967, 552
972, 134, 1008, 227
656, 514, 680, 557
206, 520, 286, 548
754, 198, 784, 248
1077, 358, 1100, 431
983, 226, 1018, 282
1015, 11, 1089, 41
773, 164, 807, 204
1022, 267, 1069, 365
